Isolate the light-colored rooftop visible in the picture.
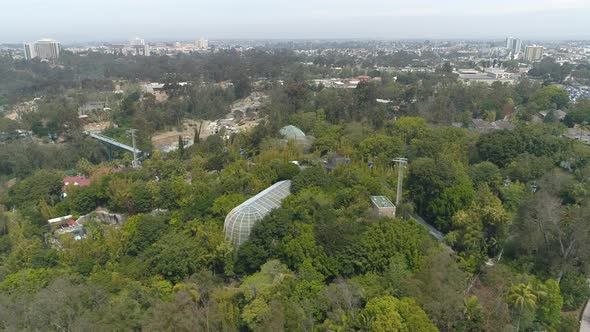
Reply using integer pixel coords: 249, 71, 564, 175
371, 196, 395, 209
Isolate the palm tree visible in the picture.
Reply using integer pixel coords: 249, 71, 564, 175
507, 283, 538, 332
463, 295, 483, 330
463, 295, 480, 321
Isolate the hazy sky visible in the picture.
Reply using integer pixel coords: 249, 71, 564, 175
2, 0, 589, 42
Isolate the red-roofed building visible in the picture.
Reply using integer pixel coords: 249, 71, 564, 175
63, 176, 91, 188
62, 176, 91, 197
48, 215, 86, 240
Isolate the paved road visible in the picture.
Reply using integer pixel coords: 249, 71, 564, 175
581, 299, 590, 332
406, 212, 445, 241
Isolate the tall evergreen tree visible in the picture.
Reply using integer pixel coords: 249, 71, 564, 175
178, 135, 185, 159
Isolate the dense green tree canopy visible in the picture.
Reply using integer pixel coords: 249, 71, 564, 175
0, 47, 588, 332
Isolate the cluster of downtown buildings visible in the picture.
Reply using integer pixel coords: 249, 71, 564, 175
14, 36, 584, 66
107, 37, 209, 56
20, 37, 210, 61
505, 36, 544, 62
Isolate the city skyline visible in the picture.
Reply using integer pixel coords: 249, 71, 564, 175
1, 0, 590, 43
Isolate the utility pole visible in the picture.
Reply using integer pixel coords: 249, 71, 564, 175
392, 158, 408, 208
127, 129, 140, 169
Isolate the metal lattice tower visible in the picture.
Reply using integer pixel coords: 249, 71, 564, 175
127, 129, 140, 169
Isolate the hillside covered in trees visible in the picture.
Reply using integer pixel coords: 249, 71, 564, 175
1, 48, 590, 331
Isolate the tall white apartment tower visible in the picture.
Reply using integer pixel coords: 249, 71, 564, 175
505, 37, 522, 59
24, 39, 60, 60
24, 43, 37, 60
129, 37, 145, 46
524, 45, 544, 62
128, 37, 150, 56
196, 37, 208, 50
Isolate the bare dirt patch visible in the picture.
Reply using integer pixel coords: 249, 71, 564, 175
151, 119, 212, 150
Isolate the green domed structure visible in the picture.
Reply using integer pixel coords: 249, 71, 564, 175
279, 125, 306, 140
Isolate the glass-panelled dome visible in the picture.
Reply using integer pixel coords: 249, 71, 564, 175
279, 125, 306, 140
224, 180, 291, 247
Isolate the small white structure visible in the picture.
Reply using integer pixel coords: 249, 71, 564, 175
48, 215, 73, 224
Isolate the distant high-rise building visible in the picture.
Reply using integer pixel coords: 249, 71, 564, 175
23, 38, 60, 60
524, 45, 544, 62
23, 43, 36, 60
128, 37, 149, 56
196, 37, 208, 50
129, 37, 145, 46
505, 37, 522, 59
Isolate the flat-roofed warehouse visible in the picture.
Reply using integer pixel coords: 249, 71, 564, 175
224, 180, 291, 247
